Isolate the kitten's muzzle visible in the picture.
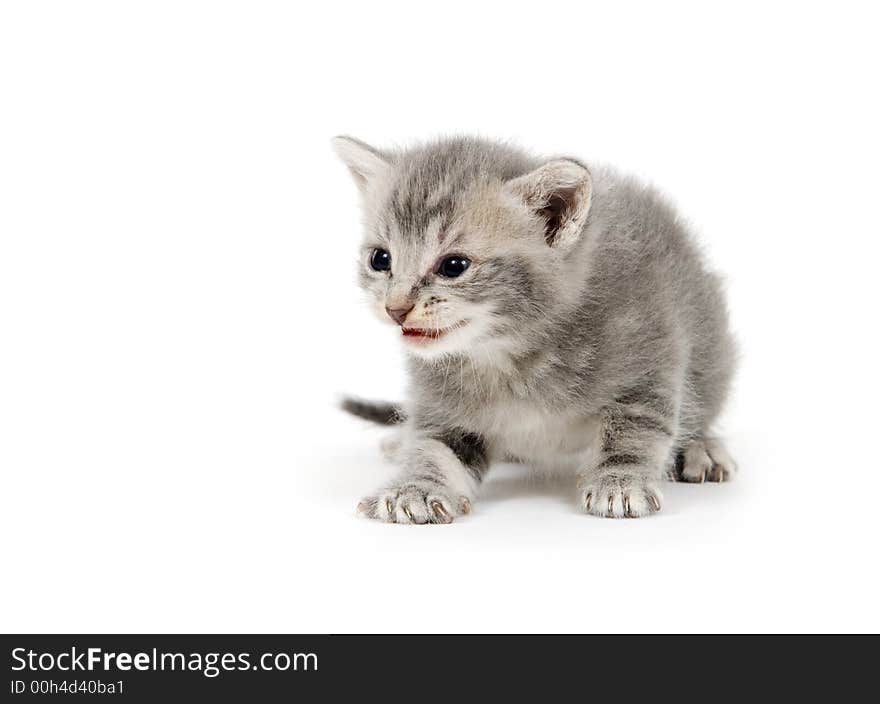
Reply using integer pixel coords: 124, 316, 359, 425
385, 303, 415, 326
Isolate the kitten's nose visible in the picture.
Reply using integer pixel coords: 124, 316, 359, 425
385, 303, 415, 326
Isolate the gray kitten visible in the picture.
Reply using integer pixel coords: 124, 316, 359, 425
333, 136, 736, 521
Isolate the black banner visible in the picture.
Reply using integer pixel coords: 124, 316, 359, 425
1, 634, 874, 701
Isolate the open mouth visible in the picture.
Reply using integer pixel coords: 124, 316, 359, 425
401, 322, 467, 343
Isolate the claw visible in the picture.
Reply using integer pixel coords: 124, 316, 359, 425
357, 501, 369, 515
623, 494, 632, 517
708, 466, 725, 482
585, 492, 592, 512
459, 497, 472, 514
431, 500, 451, 523
607, 494, 615, 517
385, 498, 394, 518
403, 505, 414, 522
648, 495, 661, 512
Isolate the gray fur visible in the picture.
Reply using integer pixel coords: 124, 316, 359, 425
340, 397, 405, 425
334, 135, 737, 521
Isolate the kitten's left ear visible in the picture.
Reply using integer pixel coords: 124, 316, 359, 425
504, 159, 592, 249
331, 135, 391, 193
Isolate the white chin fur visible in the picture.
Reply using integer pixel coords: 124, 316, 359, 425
401, 319, 487, 359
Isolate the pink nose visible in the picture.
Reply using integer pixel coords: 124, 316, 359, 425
385, 304, 414, 326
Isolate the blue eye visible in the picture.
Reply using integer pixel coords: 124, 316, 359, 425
438, 256, 470, 278
370, 248, 391, 272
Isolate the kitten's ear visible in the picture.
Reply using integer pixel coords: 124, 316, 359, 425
504, 159, 592, 249
331, 136, 391, 193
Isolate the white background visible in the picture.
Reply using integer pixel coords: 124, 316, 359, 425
2, 1, 878, 633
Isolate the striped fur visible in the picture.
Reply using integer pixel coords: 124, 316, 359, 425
334, 136, 737, 521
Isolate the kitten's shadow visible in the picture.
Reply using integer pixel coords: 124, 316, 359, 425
316, 441, 736, 518
477, 463, 736, 517
481, 463, 574, 507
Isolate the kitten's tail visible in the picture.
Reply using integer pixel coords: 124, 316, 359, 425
340, 397, 406, 425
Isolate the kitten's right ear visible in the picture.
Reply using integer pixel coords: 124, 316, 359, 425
331, 136, 390, 193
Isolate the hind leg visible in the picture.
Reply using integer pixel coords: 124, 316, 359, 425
676, 437, 736, 483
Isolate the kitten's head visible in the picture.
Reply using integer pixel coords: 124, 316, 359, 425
332, 136, 592, 361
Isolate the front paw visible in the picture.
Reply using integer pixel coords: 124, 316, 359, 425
357, 478, 472, 524
577, 475, 662, 518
